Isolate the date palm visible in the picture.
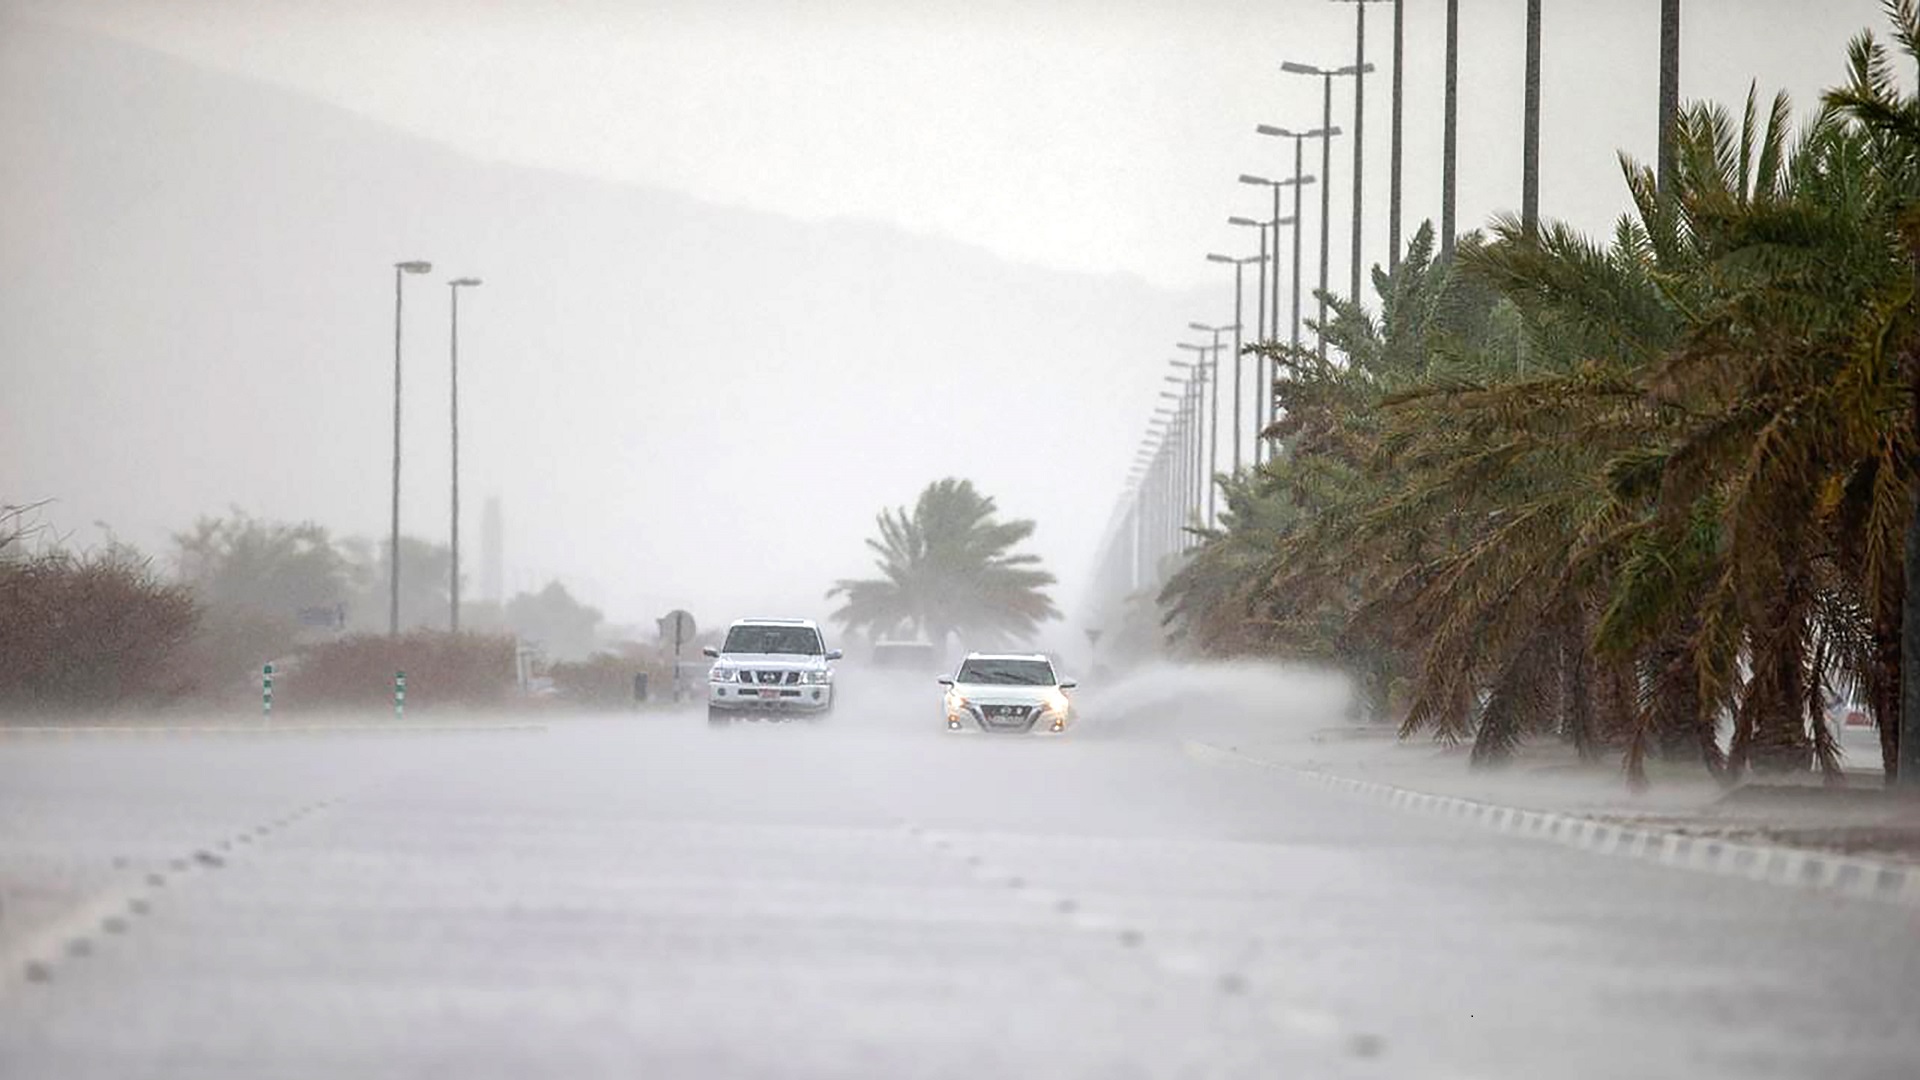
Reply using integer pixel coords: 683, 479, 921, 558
828, 478, 1059, 653
1825, 0, 1920, 784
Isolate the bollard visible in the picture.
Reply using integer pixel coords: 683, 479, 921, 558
262, 663, 274, 720
394, 670, 406, 719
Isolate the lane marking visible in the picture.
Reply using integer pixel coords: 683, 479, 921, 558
1183, 740, 1920, 909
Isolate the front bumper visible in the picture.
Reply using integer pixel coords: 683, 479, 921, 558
945, 706, 1068, 734
709, 683, 833, 713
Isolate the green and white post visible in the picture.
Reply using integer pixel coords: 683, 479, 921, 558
262, 662, 274, 720
394, 670, 406, 719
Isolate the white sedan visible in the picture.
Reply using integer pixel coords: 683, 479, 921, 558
939, 653, 1076, 734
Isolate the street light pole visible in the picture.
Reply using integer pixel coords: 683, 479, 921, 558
1659, 0, 1681, 196
1177, 340, 1218, 527
1207, 253, 1266, 474
1332, 0, 1390, 307
1390, 0, 1405, 271
1188, 319, 1235, 522
1443, 0, 1460, 259
1282, 62, 1368, 359
1256, 126, 1335, 365
1237, 170, 1314, 459
1523, 0, 1542, 236
1169, 360, 1207, 534
447, 276, 482, 634
389, 259, 432, 638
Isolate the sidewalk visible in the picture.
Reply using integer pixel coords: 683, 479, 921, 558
1205, 725, 1920, 871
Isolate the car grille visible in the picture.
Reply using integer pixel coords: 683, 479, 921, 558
980, 704, 1034, 730
751, 670, 801, 685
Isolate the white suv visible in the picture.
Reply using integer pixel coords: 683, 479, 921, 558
940, 653, 1076, 734
704, 618, 841, 725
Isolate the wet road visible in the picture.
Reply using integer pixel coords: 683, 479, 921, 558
1, 709, 1915, 1079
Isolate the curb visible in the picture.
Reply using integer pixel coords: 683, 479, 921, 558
0, 722, 546, 739
1183, 740, 1920, 909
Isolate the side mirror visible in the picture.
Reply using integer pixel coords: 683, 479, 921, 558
701, 646, 719, 659
937, 677, 955, 687
1059, 680, 1078, 690
826, 649, 844, 661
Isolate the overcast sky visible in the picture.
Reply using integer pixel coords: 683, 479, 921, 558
14, 0, 1886, 290
1, 0, 1895, 640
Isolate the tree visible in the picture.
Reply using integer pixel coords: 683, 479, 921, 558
829, 478, 1059, 652
174, 510, 358, 627
505, 581, 603, 661
1824, 0, 1920, 785
336, 535, 452, 634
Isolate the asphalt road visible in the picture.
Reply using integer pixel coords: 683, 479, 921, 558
1, 700, 1916, 1079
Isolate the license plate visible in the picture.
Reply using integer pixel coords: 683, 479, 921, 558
758, 689, 781, 699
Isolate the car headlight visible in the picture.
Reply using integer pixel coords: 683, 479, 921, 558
710, 667, 737, 683
1041, 690, 1069, 714
802, 670, 832, 685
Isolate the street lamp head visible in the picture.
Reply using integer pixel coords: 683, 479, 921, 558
1175, 342, 1208, 352
395, 260, 433, 274
448, 277, 483, 288
1338, 62, 1377, 76
1279, 61, 1324, 76
1238, 173, 1274, 187
1205, 253, 1235, 264
1260, 124, 1342, 141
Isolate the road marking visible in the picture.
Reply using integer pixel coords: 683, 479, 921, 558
1182, 740, 1920, 909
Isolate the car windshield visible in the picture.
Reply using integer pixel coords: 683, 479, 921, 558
955, 658, 1055, 685
722, 625, 823, 655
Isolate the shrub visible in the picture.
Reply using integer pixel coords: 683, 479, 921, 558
277, 631, 516, 712
0, 548, 200, 712
548, 643, 673, 708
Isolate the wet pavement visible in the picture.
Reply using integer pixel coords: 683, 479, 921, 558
1, 709, 1916, 1079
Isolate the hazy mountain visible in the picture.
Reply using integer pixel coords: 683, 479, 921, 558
0, 16, 1212, 633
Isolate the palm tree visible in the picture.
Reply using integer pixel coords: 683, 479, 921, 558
828, 478, 1059, 653
1825, 0, 1920, 785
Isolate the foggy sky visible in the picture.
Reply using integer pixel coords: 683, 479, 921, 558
0, 0, 1892, 641
14, 0, 1883, 289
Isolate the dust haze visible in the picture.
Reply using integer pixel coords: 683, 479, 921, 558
0, 0, 1881, 634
